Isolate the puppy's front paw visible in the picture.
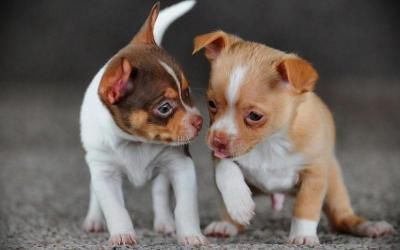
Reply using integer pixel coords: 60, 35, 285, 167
178, 233, 208, 246
224, 190, 255, 225
204, 221, 240, 237
82, 216, 106, 233
288, 218, 319, 245
351, 221, 395, 237
288, 235, 320, 245
109, 232, 137, 246
154, 217, 175, 235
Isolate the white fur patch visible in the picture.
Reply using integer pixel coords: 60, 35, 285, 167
289, 218, 318, 238
237, 131, 304, 192
226, 65, 247, 105
211, 65, 247, 136
211, 108, 237, 135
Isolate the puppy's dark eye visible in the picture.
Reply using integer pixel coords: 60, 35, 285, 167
155, 101, 174, 117
245, 111, 265, 126
248, 112, 263, 121
208, 100, 217, 112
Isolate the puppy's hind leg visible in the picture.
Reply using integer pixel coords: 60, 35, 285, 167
82, 183, 106, 233
152, 174, 175, 235
324, 157, 395, 237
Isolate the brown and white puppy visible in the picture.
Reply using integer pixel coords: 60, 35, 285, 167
192, 30, 395, 245
80, 1, 207, 246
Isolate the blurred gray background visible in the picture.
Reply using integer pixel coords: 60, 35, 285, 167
1, 0, 399, 248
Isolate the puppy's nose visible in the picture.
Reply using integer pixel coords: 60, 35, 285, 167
212, 132, 228, 149
191, 115, 203, 131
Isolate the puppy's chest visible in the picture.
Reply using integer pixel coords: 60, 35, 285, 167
113, 142, 166, 186
236, 135, 304, 193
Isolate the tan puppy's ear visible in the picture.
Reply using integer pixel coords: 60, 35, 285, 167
193, 30, 239, 61
99, 58, 135, 105
276, 56, 319, 93
131, 2, 160, 44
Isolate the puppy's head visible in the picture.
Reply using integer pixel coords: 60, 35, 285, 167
99, 3, 202, 145
193, 31, 318, 158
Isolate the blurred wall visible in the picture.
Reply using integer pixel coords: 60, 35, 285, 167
0, 0, 399, 87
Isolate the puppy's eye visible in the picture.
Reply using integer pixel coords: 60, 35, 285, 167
245, 111, 265, 126
248, 112, 263, 121
208, 100, 217, 112
155, 101, 175, 117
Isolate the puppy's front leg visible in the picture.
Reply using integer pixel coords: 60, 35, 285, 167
88, 160, 136, 246
167, 156, 207, 246
289, 165, 327, 245
215, 160, 255, 225
204, 188, 246, 237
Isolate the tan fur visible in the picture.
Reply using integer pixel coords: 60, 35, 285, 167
131, 109, 189, 143
165, 87, 178, 99
194, 31, 385, 236
129, 110, 149, 129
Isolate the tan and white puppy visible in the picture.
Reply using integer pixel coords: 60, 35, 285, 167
193, 30, 395, 245
80, 1, 207, 246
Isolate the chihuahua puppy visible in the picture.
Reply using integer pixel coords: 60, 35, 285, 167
193, 31, 395, 245
80, 1, 207, 246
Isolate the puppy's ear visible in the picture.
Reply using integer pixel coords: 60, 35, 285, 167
99, 58, 135, 105
192, 30, 239, 61
131, 2, 160, 44
276, 56, 319, 93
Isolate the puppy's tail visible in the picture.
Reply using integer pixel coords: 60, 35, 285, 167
154, 0, 196, 46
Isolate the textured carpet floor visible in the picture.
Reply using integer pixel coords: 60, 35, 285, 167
1, 79, 399, 249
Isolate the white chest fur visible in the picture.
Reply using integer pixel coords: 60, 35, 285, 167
235, 132, 305, 193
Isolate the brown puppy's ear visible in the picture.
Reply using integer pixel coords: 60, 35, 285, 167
99, 58, 134, 105
276, 56, 319, 93
131, 2, 160, 44
193, 30, 239, 61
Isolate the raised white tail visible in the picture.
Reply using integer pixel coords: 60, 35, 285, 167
154, 0, 196, 46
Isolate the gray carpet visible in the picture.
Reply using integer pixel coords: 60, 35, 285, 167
1, 79, 399, 249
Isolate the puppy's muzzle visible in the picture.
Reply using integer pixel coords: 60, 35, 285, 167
210, 132, 230, 158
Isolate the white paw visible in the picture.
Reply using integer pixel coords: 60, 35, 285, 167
288, 235, 320, 245
204, 221, 239, 237
289, 218, 319, 245
109, 232, 137, 246
154, 217, 175, 235
82, 216, 106, 233
351, 221, 395, 237
178, 233, 208, 246
224, 190, 255, 225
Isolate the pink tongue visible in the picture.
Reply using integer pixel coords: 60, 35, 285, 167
213, 150, 229, 159
271, 193, 285, 211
